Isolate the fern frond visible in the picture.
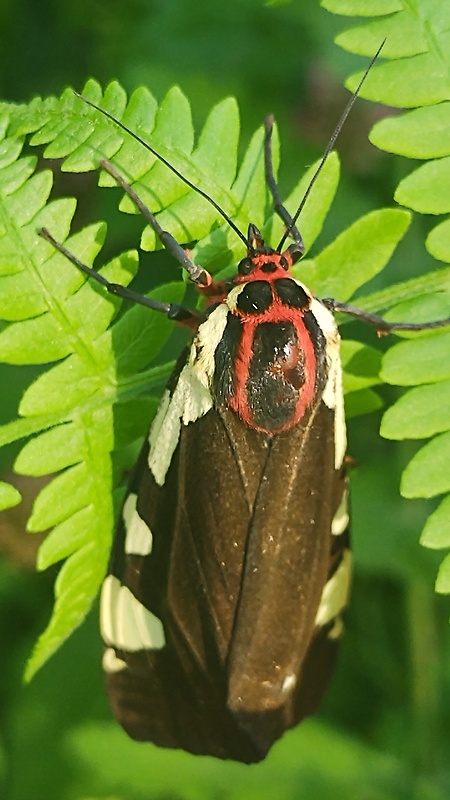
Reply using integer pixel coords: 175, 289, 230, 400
324, 0, 450, 596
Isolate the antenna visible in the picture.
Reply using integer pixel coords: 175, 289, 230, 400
75, 92, 249, 248
277, 40, 385, 252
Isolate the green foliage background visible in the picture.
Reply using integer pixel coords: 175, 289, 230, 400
1, 0, 450, 798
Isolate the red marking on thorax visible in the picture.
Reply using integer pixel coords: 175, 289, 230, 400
230, 295, 317, 435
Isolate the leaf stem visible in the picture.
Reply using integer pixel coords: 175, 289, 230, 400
348, 267, 450, 317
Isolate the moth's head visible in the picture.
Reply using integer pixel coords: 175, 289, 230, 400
236, 223, 303, 281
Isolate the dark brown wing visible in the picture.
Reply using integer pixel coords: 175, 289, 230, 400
101, 399, 348, 763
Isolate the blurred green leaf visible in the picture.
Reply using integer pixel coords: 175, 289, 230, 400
436, 553, 450, 593
336, 12, 427, 59
381, 330, 450, 386
381, 380, 450, 440
341, 340, 382, 393
401, 432, 450, 499
347, 55, 450, 107
321, 0, 402, 16
421, 494, 450, 549
395, 158, 450, 215
371, 103, 450, 159
0, 480, 21, 510
427, 218, 450, 263
344, 388, 383, 418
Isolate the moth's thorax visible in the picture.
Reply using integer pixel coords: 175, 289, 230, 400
192, 273, 335, 436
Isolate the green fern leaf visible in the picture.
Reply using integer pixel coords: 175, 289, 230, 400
0, 480, 21, 511
325, 0, 450, 598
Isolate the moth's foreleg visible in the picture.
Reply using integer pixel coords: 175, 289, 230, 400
39, 226, 199, 328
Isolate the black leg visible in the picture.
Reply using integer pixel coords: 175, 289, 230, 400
322, 297, 450, 333
100, 160, 213, 288
264, 116, 304, 252
39, 227, 199, 328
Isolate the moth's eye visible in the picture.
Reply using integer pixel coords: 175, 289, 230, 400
238, 257, 255, 276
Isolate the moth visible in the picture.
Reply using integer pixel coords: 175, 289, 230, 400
40, 47, 450, 763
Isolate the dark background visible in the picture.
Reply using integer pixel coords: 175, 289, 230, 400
0, 1, 449, 798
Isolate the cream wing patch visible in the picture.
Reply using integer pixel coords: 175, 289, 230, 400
102, 647, 127, 674
101, 575, 166, 651
315, 549, 352, 629
331, 489, 349, 536
309, 297, 346, 470
148, 303, 229, 486
123, 493, 153, 555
